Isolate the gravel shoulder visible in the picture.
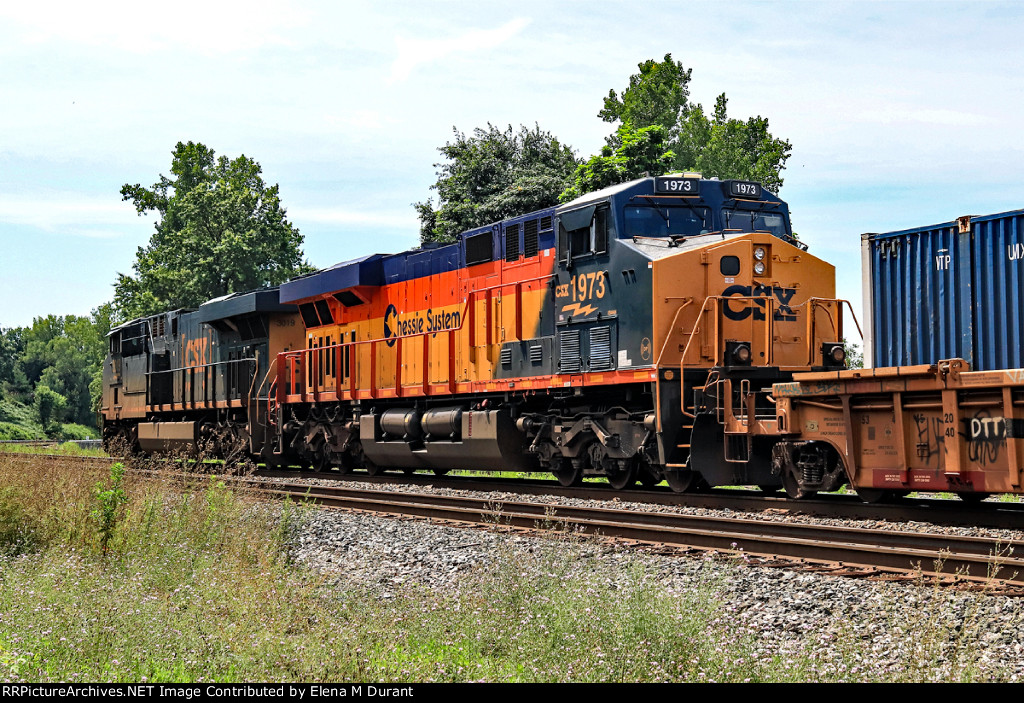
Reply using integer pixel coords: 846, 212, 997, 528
287, 483, 1024, 682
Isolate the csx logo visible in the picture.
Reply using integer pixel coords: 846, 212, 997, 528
722, 284, 797, 322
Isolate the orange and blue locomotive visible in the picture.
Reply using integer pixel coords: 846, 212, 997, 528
268, 175, 848, 490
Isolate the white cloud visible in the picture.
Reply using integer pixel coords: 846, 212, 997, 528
389, 17, 531, 83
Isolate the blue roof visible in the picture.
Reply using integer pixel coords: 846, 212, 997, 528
279, 254, 387, 303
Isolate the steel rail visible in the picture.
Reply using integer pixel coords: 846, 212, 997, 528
257, 480, 1024, 588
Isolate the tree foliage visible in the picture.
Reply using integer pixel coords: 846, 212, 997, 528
600, 54, 792, 192
116, 142, 312, 319
559, 124, 675, 203
16, 312, 109, 428
599, 56, 692, 138
416, 124, 580, 244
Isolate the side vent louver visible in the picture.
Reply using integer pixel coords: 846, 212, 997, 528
524, 219, 539, 258
540, 215, 553, 231
589, 326, 613, 371
558, 330, 581, 373
530, 344, 543, 365
505, 224, 520, 262
500, 346, 512, 367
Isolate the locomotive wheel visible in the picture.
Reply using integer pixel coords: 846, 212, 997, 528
590, 443, 635, 490
665, 468, 703, 493
606, 463, 637, 490
552, 459, 583, 487
782, 470, 816, 500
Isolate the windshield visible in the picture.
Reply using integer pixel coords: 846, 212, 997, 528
624, 205, 711, 238
722, 208, 789, 236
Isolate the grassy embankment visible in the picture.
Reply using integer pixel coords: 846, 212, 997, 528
0, 453, 1015, 683
0, 398, 97, 441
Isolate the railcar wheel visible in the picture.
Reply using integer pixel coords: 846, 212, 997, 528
402, 468, 417, 476
758, 485, 782, 494
782, 470, 816, 500
307, 440, 332, 473
433, 469, 451, 477
365, 460, 386, 477
958, 492, 991, 503
856, 488, 896, 504
552, 459, 583, 487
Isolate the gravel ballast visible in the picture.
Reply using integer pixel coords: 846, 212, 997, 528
287, 487, 1024, 682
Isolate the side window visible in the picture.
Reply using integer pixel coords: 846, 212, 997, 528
559, 204, 611, 263
594, 206, 610, 255
721, 256, 741, 276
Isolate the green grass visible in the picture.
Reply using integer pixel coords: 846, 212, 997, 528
0, 454, 1018, 683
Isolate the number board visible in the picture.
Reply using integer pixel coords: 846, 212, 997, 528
728, 181, 762, 198
654, 176, 699, 195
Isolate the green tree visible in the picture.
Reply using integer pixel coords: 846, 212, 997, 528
599, 54, 692, 138
18, 313, 107, 427
559, 124, 675, 203
599, 54, 792, 192
34, 384, 67, 435
116, 141, 312, 319
416, 124, 580, 244
0, 328, 27, 400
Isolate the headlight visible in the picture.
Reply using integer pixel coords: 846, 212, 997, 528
753, 261, 766, 275
754, 247, 766, 261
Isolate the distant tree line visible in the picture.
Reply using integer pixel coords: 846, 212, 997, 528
0, 305, 113, 437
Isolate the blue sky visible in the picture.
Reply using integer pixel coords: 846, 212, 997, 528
2, 1, 1023, 348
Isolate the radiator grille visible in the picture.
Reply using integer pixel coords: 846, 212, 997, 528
559, 330, 581, 373
589, 326, 613, 371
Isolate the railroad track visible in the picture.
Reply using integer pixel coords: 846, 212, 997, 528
5, 451, 1024, 591
251, 479, 1024, 592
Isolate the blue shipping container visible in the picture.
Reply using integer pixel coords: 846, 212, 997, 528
864, 208, 1024, 371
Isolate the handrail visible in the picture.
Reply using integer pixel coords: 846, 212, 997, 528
278, 272, 556, 402
145, 357, 258, 409
654, 299, 694, 367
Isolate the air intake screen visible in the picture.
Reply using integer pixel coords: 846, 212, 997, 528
559, 330, 581, 373
524, 219, 539, 258
505, 224, 520, 262
588, 326, 613, 371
